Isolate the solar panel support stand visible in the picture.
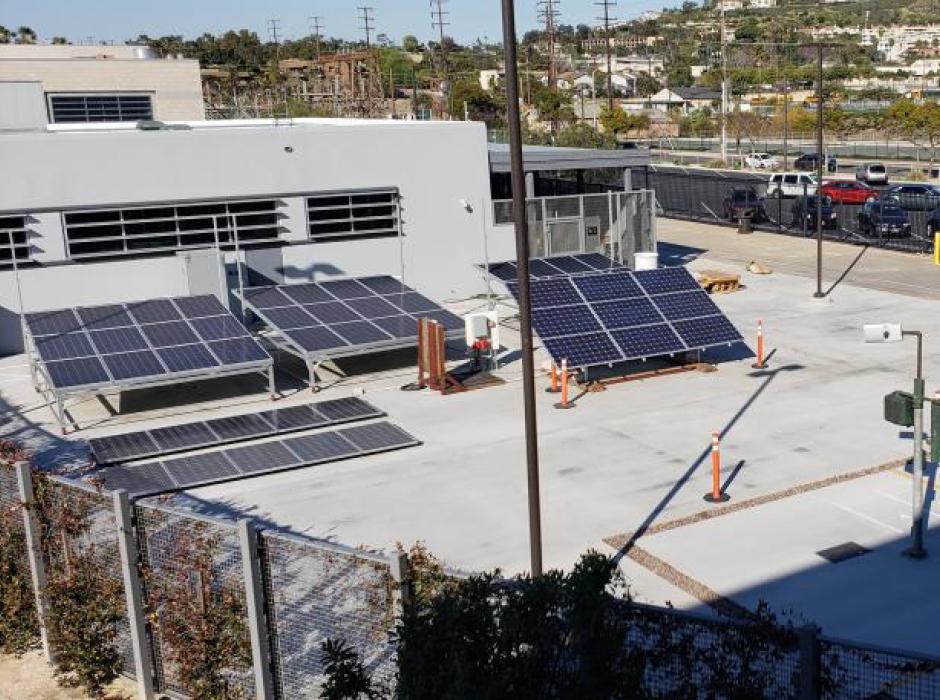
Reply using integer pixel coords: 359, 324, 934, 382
424, 319, 464, 395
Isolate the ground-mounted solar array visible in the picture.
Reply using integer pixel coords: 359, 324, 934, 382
100, 420, 420, 496
504, 267, 744, 369
89, 396, 383, 464
485, 253, 624, 282
238, 276, 464, 359
25, 295, 271, 392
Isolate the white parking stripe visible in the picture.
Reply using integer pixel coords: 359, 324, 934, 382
877, 491, 940, 520
830, 502, 904, 533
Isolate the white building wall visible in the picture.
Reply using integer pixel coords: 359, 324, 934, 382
0, 120, 508, 354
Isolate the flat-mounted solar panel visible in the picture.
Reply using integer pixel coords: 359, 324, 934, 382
98, 419, 419, 496
545, 256, 594, 274
500, 265, 744, 369
26, 295, 271, 409
488, 262, 518, 282
88, 396, 385, 464
237, 277, 463, 368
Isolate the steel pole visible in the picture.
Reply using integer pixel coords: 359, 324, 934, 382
501, 0, 544, 577
814, 43, 825, 299
904, 330, 927, 558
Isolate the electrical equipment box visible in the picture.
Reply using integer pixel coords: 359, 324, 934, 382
884, 390, 915, 428
464, 311, 499, 349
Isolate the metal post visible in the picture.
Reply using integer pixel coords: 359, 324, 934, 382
798, 624, 821, 700
903, 330, 927, 558
233, 214, 247, 323
814, 43, 825, 299
389, 551, 410, 608
15, 461, 54, 664
212, 217, 228, 308
237, 520, 275, 699
501, 0, 544, 578
113, 490, 155, 699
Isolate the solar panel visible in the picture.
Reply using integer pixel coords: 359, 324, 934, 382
483, 254, 625, 281
238, 276, 463, 361
88, 396, 385, 464
99, 419, 419, 496
501, 266, 744, 369
25, 294, 271, 395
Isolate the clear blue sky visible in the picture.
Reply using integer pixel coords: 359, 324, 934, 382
4, 0, 673, 45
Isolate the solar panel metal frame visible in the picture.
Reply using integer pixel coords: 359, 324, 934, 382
481, 253, 625, 281
97, 419, 421, 497
501, 267, 743, 370
88, 396, 385, 465
236, 276, 464, 367
23, 294, 274, 432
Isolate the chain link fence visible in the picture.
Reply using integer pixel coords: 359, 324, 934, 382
3, 466, 940, 699
659, 137, 940, 163
634, 165, 937, 255
492, 191, 657, 264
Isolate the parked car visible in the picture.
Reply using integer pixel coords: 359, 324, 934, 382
856, 162, 889, 185
857, 196, 911, 237
883, 183, 940, 211
794, 152, 837, 173
790, 195, 838, 229
928, 207, 940, 236
766, 172, 818, 198
723, 187, 767, 222
744, 152, 779, 169
820, 180, 876, 205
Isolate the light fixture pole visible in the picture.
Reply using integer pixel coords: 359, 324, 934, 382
905, 329, 927, 558
814, 43, 825, 299
501, 0, 544, 577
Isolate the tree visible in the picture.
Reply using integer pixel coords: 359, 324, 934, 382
449, 79, 503, 126
888, 99, 940, 166
51, 36, 69, 45
531, 84, 576, 129
599, 107, 650, 138
726, 110, 768, 152
555, 123, 615, 149
16, 26, 36, 44
635, 73, 662, 98
402, 35, 421, 53
0, 26, 12, 44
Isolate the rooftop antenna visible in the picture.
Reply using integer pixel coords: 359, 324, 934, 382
595, 0, 616, 111
267, 18, 290, 123
358, 6, 374, 49
308, 15, 324, 61
431, 0, 451, 113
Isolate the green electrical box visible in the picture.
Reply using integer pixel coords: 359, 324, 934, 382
884, 390, 915, 427
931, 399, 940, 462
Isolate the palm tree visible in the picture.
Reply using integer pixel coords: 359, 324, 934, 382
0, 26, 12, 44
16, 26, 37, 44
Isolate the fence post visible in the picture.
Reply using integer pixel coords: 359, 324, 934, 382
15, 461, 55, 664
798, 624, 822, 700
113, 490, 155, 700
237, 520, 275, 700
390, 550, 411, 609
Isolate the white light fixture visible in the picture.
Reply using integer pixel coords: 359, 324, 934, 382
863, 323, 903, 344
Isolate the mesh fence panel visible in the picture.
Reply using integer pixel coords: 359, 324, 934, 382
821, 638, 940, 699
135, 503, 253, 698
620, 603, 801, 699
0, 465, 35, 640
260, 532, 397, 699
39, 478, 133, 673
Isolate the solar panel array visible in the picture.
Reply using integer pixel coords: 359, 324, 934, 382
505, 267, 743, 369
486, 253, 624, 282
239, 276, 464, 358
101, 420, 420, 496
89, 396, 383, 465
25, 295, 271, 392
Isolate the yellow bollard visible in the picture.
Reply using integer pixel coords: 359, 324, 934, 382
935, 232, 940, 266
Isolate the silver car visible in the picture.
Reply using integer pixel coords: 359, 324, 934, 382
856, 162, 888, 186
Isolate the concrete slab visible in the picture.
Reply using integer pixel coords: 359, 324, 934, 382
634, 468, 940, 655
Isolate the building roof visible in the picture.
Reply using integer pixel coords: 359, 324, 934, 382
488, 143, 650, 173
673, 86, 721, 101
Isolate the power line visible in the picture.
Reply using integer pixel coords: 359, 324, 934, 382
308, 15, 324, 61
537, 0, 560, 93
594, 0, 616, 111
358, 6, 374, 49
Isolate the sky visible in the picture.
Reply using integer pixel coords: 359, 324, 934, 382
2, 0, 673, 45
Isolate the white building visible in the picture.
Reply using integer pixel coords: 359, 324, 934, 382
747, 0, 777, 9
0, 44, 204, 126
0, 115, 651, 354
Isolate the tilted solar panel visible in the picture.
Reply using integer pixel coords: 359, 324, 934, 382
25, 295, 271, 393
238, 276, 463, 360
482, 253, 625, 281
88, 396, 384, 464
98, 419, 420, 496
502, 266, 744, 369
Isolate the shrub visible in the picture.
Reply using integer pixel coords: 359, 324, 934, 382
321, 639, 380, 700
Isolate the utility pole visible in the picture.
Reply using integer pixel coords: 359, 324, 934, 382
814, 42, 825, 299
359, 6, 374, 49
308, 15, 323, 61
719, 0, 728, 163
595, 0, 616, 112
431, 0, 451, 115
537, 0, 561, 134
500, 0, 544, 578
267, 19, 289, 121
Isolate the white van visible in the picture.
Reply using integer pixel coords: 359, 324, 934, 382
766, 172, 818, 198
